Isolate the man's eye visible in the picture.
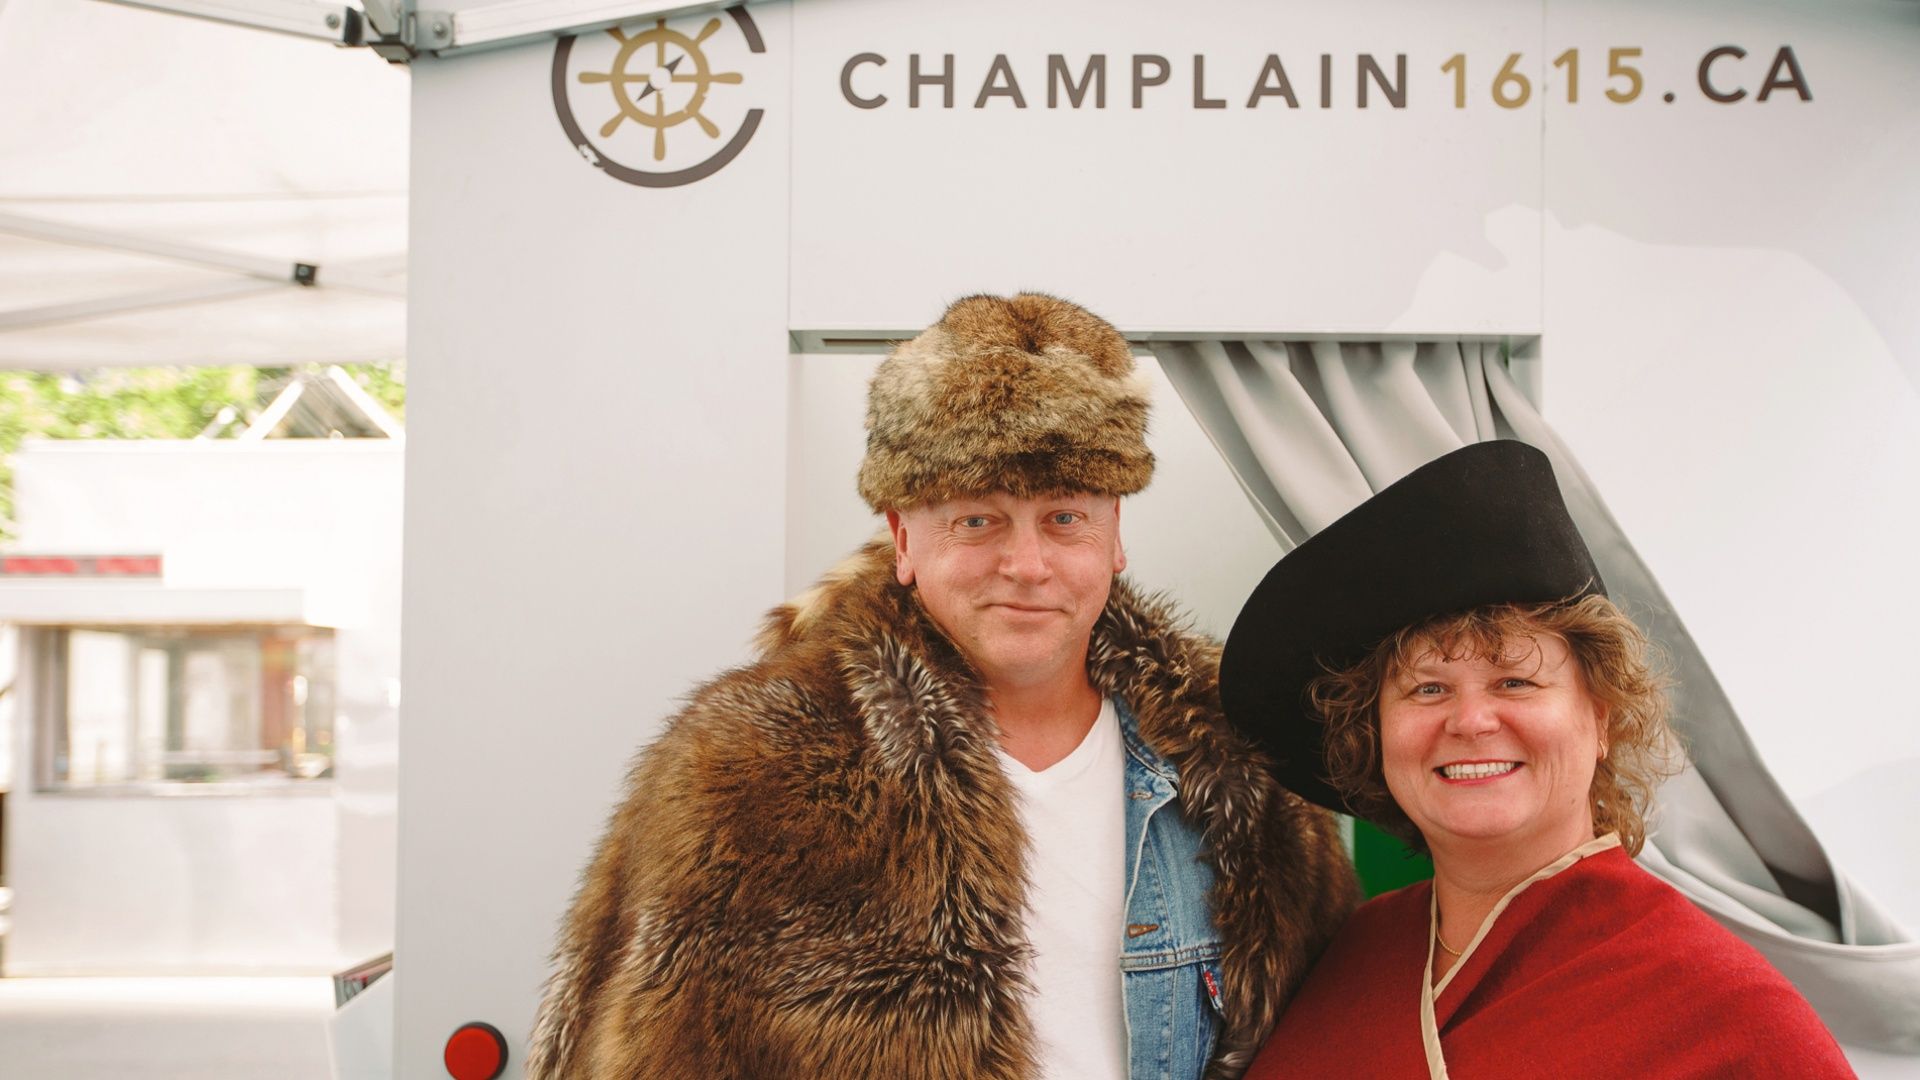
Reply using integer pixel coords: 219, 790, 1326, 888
1499, 677, 1534, 690
959, 516, 990, 529
1050, 512, 1080, 526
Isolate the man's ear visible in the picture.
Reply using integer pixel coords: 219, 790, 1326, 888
886, 509, 915, 586
1110, 497, 1127, 574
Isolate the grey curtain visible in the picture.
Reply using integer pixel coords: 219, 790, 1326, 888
1154, 338, 1920, 1054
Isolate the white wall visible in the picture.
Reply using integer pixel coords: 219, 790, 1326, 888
2, 785, 339, 974
788, 0, 1545, 336
1534, 0, 1920, 926
397, 3, 793, 1073
2, 440, 402, 974
400, 0, 1917, 1073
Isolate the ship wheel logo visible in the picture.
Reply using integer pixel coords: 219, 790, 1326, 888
551, 6, 765, 188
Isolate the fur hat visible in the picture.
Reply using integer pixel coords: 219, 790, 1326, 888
856, 292, 1155, 512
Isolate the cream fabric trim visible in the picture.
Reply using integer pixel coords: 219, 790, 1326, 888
1418, 834, 1623, 1080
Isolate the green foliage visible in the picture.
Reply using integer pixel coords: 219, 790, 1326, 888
341, 362, 406, 422
0, 363, 405, 541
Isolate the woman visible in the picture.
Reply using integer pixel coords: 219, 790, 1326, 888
1219, 440, 1852, 1079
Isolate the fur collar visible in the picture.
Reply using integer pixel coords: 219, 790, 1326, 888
761, 539, 1352, 1076
530, 539, 1354, 1080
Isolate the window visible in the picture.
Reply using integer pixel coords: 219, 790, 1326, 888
34, 625, 336, 790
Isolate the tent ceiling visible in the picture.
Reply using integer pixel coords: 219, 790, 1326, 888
0, 0, 408, 370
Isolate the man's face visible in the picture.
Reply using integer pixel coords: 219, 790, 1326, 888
888, 491, 1126, 695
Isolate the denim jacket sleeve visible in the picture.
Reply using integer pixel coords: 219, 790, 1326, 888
1118, 698, 1226, 1080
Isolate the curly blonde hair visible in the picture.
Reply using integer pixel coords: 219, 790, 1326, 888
1307, 594, 1681, 856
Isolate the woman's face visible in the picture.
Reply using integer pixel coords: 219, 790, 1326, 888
1379, 631, 1605, 859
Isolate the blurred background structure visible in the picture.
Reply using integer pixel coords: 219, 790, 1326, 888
0, 0, 406, 1074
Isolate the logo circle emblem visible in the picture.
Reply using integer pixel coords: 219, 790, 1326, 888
551, 6, 765, 188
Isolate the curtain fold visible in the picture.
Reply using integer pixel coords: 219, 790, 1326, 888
1154, 338, 1920, 1054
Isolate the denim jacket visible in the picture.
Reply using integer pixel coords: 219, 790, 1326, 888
1118, 698, 1226, 1080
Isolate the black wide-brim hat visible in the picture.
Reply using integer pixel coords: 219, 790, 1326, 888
1219, 440, 1605, 815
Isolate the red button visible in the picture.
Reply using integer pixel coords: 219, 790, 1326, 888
444, 1021, 508, 1080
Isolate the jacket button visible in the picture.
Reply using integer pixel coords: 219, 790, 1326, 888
444, 1021, 508, 1080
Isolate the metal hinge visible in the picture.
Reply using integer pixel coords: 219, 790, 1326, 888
358, 0, 441, 63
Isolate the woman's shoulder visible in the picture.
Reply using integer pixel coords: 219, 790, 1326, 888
1353, 877, 1434, 917
1572, 850, 1778, 959
1317, 877, 1432, 958
1551, 849, 1855, 1076
1247, 879, 1435, 1077
1264, 877, 1434, 996
1552, 848, 1801, 983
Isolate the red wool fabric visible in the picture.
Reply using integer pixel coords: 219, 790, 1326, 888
1247, 846, 1854, 1079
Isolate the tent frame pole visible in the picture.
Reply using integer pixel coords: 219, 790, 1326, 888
90, 0, 750, 62
0, 213, 406, 299
0, 281, 276, 332
96, 0, 363, 44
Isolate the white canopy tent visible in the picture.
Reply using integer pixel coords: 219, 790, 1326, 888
0, 0, 408, 371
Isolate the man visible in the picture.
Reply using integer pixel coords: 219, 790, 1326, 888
527, 293, 1358, 1080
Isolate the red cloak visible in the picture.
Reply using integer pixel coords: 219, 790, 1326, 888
1247, 840, 1853, 1078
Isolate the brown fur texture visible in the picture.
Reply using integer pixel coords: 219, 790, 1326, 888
856, 293, 1156, 512
528, 541, 1359, 1080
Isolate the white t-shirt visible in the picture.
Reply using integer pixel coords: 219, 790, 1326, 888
995, 697, 1128, 1080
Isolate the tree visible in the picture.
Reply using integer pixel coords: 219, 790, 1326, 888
0, 362, 404, 540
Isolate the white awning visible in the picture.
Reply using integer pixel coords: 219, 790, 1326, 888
0, 0, 408, 370
0, 584, 319, 625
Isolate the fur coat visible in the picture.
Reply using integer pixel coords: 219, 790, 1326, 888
527, 540, 1359, 1079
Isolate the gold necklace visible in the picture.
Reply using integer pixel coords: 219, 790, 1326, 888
1435, 928, 1464, 957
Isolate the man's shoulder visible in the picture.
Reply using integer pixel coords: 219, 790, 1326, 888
642, 641, 862, 782
616, 549, 938, 831
1102, 576, 1224, 657
1093, 577, 1224, 723
643, 540, 908, 761
595, 648, 887, 902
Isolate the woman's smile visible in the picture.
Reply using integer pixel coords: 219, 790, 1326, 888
1435, 760, 1523, 783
